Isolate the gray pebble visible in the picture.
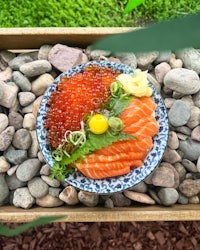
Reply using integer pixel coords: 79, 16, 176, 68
174, 162, 186, 182
191, 126, 200, 142
167, 131, 179, 149
8, 111, 23, 130
197, 156, 200, 172
155, 62, 171, 83
0, 113, 8, 134
49, 187, 62, 198
40, 164, 51, 176
168, 100, 190, 127
110, 192, 131, 207
164, 98, 175, 109
78, 190, 99, 207
20, 60, 52, 77
9, 55, 33, 70
0, 81, 18, 108
129, 181, 147, 193
179, 138, 200, 161
0, 126, 15, 151
193, 90, 200, 107
136, 51, 159, 70
18, 91, 36, 106
41, 175, 60, 187
28, 130, 39, 157
0, 173, 9, 205
148, 189, 162, 205
13, 187, 35, 209
154, 51, 171, 64
38, 44, 53, 60
158, 188, 179, 206
179, 179, 200, 197
86, 47, 110, 60
37, 151, 46, 163
16, 158, 41, 182
12, 128, 32, 150
164, 68, 200, 94
104, 198, 114, 208
175, 126, 192, 136
186, 106, 200, 129
59, 186, 79, 205
7, 165, 18, 176
0, 50, 16, 64
162, 147, 182, 164
177, 193, 189, 205
28, 177, 49, 198
12, 71, 31, 91
182, 159, 197, 173
5, 173, 27, 190
114, 52, 137, 69
4, 145, 27, 164
147, 73, 161, 92
21, 102, 34, 114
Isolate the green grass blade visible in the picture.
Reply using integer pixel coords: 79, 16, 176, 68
93, 13, 200, 53
124, 0, 145, 14
0, 215, 66, 237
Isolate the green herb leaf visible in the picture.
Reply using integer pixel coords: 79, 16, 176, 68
124, 0, 145, 14
108, 95, 134, 117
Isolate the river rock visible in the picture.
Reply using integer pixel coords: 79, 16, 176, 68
158, 188, 179, 206
110, 192, 131, 207
0, 81, 18, 108
48, 44, 83, 72
23, 113, 36, 130
0, 174, 9, 205
0, 50, 16, 65
18, 91, 36, 106
164, 68, 200, 94
9, 55, 33, 70
78, 190, 99, 207
49, 187, 61, 197
39, 164, 51, 175
8, 111, 23, 130
36, 193, 64, 207
21, 102, 34, 114
177, 193, 189, 205
147, 73, 161, 92
38, 45, 53, 60
174, 162, 187, 182
4, 145, 27, 164
13, 187, 35, 209
16, 158, 41, 182
191, 126, 200, 141
186, 106, 200, 129
168, 100, 190, 127
179, 138, 200, 161
104, 198, 114, 208
136, 51, 159, 70
155, 62, 171, 83
12, 71, 31, 91
162, 147, 182, 164
182, 159, 197, 173
31, 73, 54, 96
188, 196, 199, 204
86, 47, 110, 60
154, 51, 171, 64
176, 48, 200, 74
0, 156, 10, 173
167, 131, 179, 149
179, 179, 200, 197
41, 175, 60, 187
114, 52, 137, 69
0, 126, 15, 151
7, 165, 18, 176
12, 128, 32, 150
193, 90, 200, 107
28, 130, 39, 158
28, 177, 49, 198
0, 113, 8, 134
169, 54, 183, 68
197, 156, 200, 172
124, 190, 155, 204
59, 186, 79, 205
5, 173, 27, 190
0, 67, 12, 82
129, 181, 147, 193
19, 60, 52, 77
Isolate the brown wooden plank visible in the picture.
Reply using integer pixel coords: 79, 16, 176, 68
1, 205, 200, 223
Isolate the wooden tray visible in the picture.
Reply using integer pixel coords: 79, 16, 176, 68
0, 28, 199, 222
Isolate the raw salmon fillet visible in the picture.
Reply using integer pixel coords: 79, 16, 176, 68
76, 96, 158, 179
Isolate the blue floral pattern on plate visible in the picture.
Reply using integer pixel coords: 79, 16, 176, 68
36, 61, 169, 194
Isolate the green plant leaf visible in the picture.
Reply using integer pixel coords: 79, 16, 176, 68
124, 0, 145, 14
92, 13, 200, 53
0, 215, 66, 237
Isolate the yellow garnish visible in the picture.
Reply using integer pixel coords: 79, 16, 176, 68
88, 114, 109, 134
116, 69, 152, 97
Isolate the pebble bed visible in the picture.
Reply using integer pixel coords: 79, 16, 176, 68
0, 44, 200, 209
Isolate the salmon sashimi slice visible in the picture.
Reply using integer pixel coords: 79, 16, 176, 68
77, 160, 133, 170
80, 151, 147, 164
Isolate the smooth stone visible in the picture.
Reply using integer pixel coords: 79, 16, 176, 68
177, 193, 189, 205
59, 186, 79, 205
9, 55, 33, 70
0, 156, 10, 173
181, 95, 195, 108
5, 173, 27, 190
0, 50, 16, 64
12, 71, 31, 91
136, 51, 159, 70
197, 156, 200, 172
174, 162, 186, 182
86, 46, 110, 60
182, 159, 197, 173
169, 55, 183, 68
21, 102, 34, 114
167, 131, 179, 149
16, 158, 41, 182
38, 44, 53, 60
7, 165, 18, 176
179, 138, 200, 161
158, 188, 179, 206
186, 106, 200, 129
28, 130, 39, 158
23, 113, 36, 130
0, 113, 8, 134
13, 187, 35, 209
163, 85, 173, 95
8, 111, 23, 130
147, 73, 161, 92
38, 151, 46, 163
0, 173, 9, 205
40, 164, 51, 175
41, 175, 60, 187
78, 190, 99, 207
49, 187, 62, 197
164, 98, 175, 109
154, 62, 171, 83
23, 51, 38, 60
12, 128, 32, 150
176, 48, 200, 74
0, 126, 15, 151
48, 44, 83, 72
144, 171, 154, 185
179, 179, 200, 197
18, 91, 36, 106
36, 194, 64, 207
28, 177, 49, 198
188, 196, 199, 204
20, 60, 52, 77
31, 73, 54, 96
168, 100, 190, 127
0, 67, 12, 82
110, 192, 131, 207
175, 126, 192, 136
162, 147, 182, 164
0, 81, 18, 108
32, 95, 43, 117
164, 68, 200, 95
128, 181, 147, 193
193, 90, 200, 107
152, 162, 179, 188
104, 198, 114, 208
154, 51, 171, 64
4, 145, 27, 164
114, 52, 137, 69
172, 91, 185, 99
124, 190, 155, 204
148, 189, 162, 205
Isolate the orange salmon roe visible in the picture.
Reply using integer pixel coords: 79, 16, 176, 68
44, 65, 120, 148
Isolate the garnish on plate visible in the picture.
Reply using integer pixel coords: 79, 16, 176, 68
45, 66, 158, 180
